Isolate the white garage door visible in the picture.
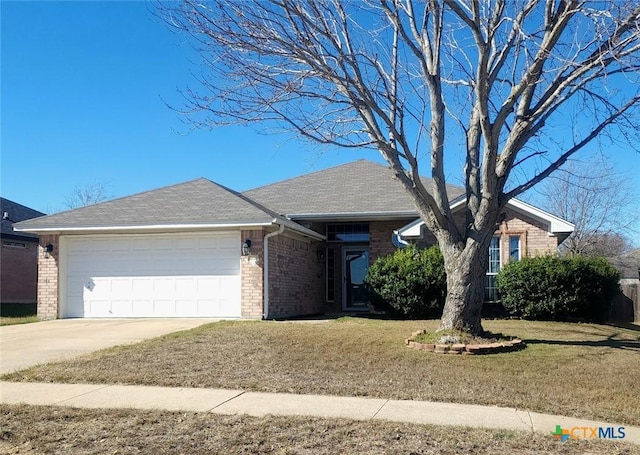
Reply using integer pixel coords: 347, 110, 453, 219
63, 232, 241, 318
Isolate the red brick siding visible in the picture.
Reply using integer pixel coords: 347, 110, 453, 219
1, 239, 39, 304
415, 208, 559, 258
500, 210, 558, 258
267, 233, 324, 319
369, 219, 415, 263
36, 234, 60, 320
240, 229, 265, 319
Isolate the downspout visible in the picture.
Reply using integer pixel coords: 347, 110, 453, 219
393, 229, 410, 247
263, 222, 285, 319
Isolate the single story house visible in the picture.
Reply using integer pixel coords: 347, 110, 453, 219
15, 160, 574, 320
608, 249, 640, 322
1, 198, 46, 305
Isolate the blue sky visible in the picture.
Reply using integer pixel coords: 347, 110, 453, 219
2, 1, 377, 213
2, 1, 639, 242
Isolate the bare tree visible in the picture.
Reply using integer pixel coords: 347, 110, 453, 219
64, 181, 112, 209
538, 157, 638, 257
158, 0, 640, 334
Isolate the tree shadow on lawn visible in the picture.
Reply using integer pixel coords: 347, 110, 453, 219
524, 338, 640, 351
605, 322, 640, 333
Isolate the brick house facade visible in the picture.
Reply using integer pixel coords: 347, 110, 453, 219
1, 198, 46, 306
1, 239, 39, 304
16, 161, 573, 320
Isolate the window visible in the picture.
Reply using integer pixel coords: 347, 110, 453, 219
485, 236, 501, 302
327, 223, 369, 242
485, 235, 522, 301
326, 248, 335, 302
509, 235, 520, 261
2, 241, 27, 249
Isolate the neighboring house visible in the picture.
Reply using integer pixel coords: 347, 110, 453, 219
1, 198, 46, 305
608, 249, 640, 323
14, 160, 574, 320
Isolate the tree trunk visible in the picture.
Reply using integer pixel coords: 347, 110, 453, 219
438, 241, 490, 335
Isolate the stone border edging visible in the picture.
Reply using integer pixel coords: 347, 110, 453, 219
405, 330, 526, 355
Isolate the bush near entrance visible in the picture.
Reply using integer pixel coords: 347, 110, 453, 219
364, 245, 446, 318
496, 255, 620, 322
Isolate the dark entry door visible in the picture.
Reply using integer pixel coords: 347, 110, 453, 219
342, 247, 369, 310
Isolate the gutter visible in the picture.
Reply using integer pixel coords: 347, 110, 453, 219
12, 222, 275, 234
263, 223, 285, 320
392, 229, 411, 246
286, 211, 418, 221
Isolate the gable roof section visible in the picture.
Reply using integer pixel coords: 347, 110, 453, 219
14, 179, 323, 239
397, 196, 575, 239
244, 160, 464, 219
608, 249, 640, 280
1, 197, 46, 240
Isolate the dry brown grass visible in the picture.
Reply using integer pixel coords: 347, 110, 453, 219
0, 316, 39, 326
4, 318, 639, 426
1, 404, 638, 455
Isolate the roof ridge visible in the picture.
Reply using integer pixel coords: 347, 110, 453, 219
243, 159, 383, 193
0, 197, 46, 217
28, 178, 213, 222
205, 179, 282, 219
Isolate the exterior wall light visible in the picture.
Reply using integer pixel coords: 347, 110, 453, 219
241, 239, 252, 256
44, 243, 54, 258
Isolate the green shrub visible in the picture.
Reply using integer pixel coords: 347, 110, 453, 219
496, 255, 619, 322
364, 245, 446, 318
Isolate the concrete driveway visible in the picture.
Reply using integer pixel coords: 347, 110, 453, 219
0, 318, 216, 374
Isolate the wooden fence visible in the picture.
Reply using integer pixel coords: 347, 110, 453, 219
611, 281, 639, 323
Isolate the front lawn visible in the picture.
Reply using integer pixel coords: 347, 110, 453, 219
0, 316, 39, 326
0, 303, 38, 326
1, 405, 638, 455
4, 318, 639, 426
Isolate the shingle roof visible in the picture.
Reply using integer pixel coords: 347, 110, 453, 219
14, 179, 283, 231
1, 198, 46, 240
608, 249, 640, 280
15, 160, 465, 233
244, 160, 464, 217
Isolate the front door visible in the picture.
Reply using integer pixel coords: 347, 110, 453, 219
342, 247, 369, 311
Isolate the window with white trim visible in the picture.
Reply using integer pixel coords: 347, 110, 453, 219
509, 235, 521, 261
485, 236, 501, 302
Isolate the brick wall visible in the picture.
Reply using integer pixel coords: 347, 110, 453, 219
240, 229, 264, 319
414, 207, 560, 259
500, 209, 558, 258
369, 219, 415, 263
36, 234, 60, 320
1, 238, 39, 304
267, 233, 324, 319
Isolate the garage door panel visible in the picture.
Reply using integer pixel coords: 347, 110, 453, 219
153, 300, 175, 315
111, 278, 132, 293
132, 300, 153, 315
86, 300, 111, 317
132, 279, 153, 295
111, 300, 133, 316
64, 232, 241, 318
177, 299, 198, 314
219, 298, 240, 317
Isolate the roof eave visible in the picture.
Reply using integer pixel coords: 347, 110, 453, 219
275, 218, 326, 241
287, 211, 418, 222
13, 222, 276, 235
396, 198, 575, 238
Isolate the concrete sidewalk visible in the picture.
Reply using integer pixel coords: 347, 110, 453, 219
1, 381, 638, 445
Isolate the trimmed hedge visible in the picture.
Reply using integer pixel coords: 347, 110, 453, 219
364, 245, 446, 318
496, 255, 619, 322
